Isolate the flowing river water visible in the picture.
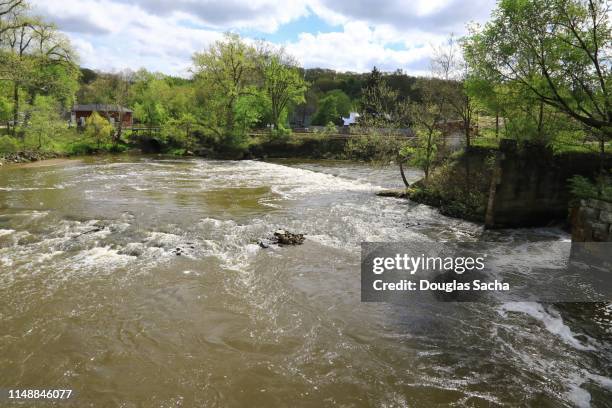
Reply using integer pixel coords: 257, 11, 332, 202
0, 156, 610, 407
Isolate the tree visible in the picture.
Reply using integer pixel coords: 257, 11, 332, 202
311, 89, 352, 125
192, 33, 259, 139
431, 35, 476, 148
161, 112, 199, 150
0, 94, 11, 130
85, 111, 112, 149
0, 0, 25, 39
360, 66, 407, 128
133, 100, 167, 127
345, 67, 411, 184
0, 9, 78, 136
24, 94, 64, 150
359, 67, 410, 131
259, 51, 307, 132
311, 95, 338, 126
464, 0, 611, 144
464, 76, 504, 138
402, 79, 445, 181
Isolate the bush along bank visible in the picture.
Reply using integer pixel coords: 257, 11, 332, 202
403, 147, 493, 224
247, 135, 349, 160
389, 140, 612, 228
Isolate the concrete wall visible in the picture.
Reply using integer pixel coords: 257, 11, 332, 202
485, 141, 611, 228
571, 199, 612, 242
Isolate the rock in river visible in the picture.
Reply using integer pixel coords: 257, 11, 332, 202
273, 229, 305, 246
258, 230, 306, 248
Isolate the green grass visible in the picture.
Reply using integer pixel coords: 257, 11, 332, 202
471, 131, 500, 149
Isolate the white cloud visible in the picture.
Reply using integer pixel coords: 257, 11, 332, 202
29, 0, 496, 76
285, 22, 435, 74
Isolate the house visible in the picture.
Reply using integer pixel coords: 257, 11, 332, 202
342, 112, 360, 126
71, 104, 133, 128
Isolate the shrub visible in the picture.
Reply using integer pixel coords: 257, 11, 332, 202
66, 141, 96, 156
85, 112, 113, 149
568, 174, 612, 203
22, 96, 66, 151
0, 136, 20, 153
345, 132, 404, 163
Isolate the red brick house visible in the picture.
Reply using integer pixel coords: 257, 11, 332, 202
71, 104, 133, 128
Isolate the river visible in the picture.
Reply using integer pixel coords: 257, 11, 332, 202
0, 156, 610, 407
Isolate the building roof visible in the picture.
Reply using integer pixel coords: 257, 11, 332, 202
73, 104, 133, 113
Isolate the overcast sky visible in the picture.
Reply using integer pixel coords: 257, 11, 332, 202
30, 0, 497, 77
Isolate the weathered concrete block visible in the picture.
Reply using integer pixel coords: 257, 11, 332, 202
587, 199, 612, 212
580, 206, 600, 221
572, 227, 586, 242
599, 210, 612, 223
591, 222, 609, 241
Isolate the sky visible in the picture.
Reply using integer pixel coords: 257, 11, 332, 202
30, 0, 497, 77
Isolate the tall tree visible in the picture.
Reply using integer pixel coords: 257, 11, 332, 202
431, 35, 476, 148
259, 51, 307, 132
192, 33, 259, 138
311, 90, 352, 125
0, 0, 25, 39
0, 11, 78, 136
464, 0, 611, 141
403, 78, 446, 181
360, 66, 408, 128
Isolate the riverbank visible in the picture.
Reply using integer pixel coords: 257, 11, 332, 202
376, 185, 486, 223
377, 142, 612, 229
0, 150, 65, 165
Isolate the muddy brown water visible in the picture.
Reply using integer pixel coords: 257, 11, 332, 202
0, 156, 610, 407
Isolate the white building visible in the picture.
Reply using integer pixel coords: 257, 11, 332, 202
342, 112, 360, 126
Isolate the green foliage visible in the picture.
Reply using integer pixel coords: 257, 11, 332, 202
261, 54, 307, 130
161, 113, 199, 150
234, 93, 265, 135
472, 133, 501, 149
22, 96, 66, 151
133, 100, 167, 127
409, 155, 491, 222
568, 175, 612, 202
311, 90, 351, 125
401, 127, 441, 179
192, 33, 259, 138
311, 95, 338, 126
345, 132, 405, 163
464, 0, 612, 144
0, 135, 20, 153
0, 96, 11, 124
359, 67, 409, 128
84, 112, 113, 149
